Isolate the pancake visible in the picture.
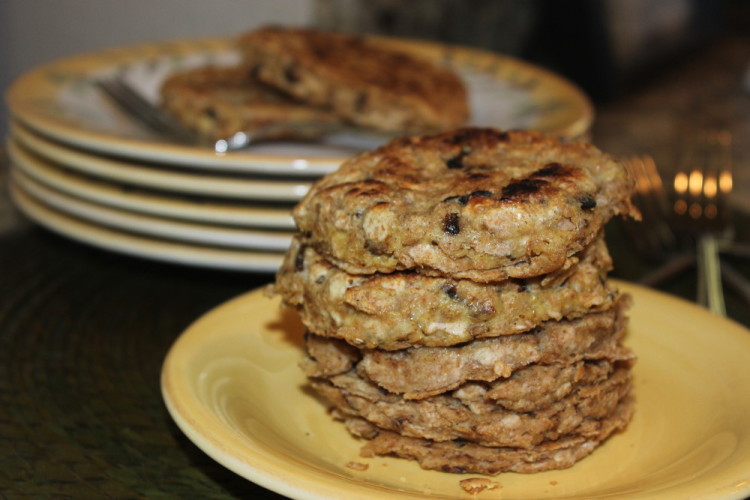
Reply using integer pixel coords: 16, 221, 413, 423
238, 26, 469, 132
275, 234, 616, 350
301, 294, 634, 399
342, 394, 635, 475
159, 65, 340, 142
293, 128, 638, 281
309, 361, 632, 448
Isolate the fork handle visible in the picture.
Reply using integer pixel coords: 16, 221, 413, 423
214, 123, 402, 152
697, 234, 726, 316
721, 261, 750, 304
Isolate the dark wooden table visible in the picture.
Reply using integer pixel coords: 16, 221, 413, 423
1, 35, 749, 499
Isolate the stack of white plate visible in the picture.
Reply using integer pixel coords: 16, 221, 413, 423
5, 36, 592, 272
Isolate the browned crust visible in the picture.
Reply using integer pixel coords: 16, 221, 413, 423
159, 65, 340, 141
275, 234, 616, 349
293, 128, 639, 281
237, 26, 469, 132
341, 394, 635, 475
309, 361, 632, 449
301, 294, 634, 399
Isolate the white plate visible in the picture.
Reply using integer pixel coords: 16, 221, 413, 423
162, 283, 750, 500
9, 182, 283, 272
7, 36, 593, 176
9, 123, 311, 202
6, 142, 295, 229
11, 169, 294, 251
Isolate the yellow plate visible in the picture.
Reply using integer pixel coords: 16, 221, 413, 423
7, 36, 592, 177
161, 281, 750, 499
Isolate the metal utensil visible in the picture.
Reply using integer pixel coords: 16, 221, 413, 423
671, 129, 734, 316
96, 79, 200, 145
96, 77, 401, 153
621, 135, 739, 317
621, 155, 696, 287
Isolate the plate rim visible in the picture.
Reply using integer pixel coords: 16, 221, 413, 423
7, 35, 593, 175
5, 141, 296, 229
9, 123, 312, 202
11, 168, 294, 251
160, 282, 750, 500
9, 182, 284, 272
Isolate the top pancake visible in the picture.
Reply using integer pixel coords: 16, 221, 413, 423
159, 65, 341, 141
293, 128, 638, 282
238, 26, 469, 132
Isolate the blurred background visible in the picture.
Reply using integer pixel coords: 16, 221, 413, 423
2, 0, 747, 140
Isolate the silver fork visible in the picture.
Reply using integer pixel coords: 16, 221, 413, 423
622, 155, 677, 259
96, 78, 201, 145
670, 129, 734, 315
96, 77, 400, 152
622, 145, 733, 316
621, 156, 696, 287
687, 131, 750, 306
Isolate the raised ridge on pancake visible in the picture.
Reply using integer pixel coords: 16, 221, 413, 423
293, 128, 638, 281
309, 360, 631, 448
275, 234, 617, 349
301, 294, 634, 399
342, 394, 635, 475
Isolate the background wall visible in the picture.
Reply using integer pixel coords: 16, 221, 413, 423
0, 0, 316, 140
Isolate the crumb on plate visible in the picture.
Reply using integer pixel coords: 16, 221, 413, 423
459, 477, 500, 494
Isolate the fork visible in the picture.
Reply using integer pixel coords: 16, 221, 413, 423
622, 142, 733, 316
621, 156, 696, 287
96, 78, 201, 145
670, 129, 734, 315
96, 77, 400, 152
622, 155, 678, 260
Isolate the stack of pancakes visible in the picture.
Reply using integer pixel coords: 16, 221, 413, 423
160, 26, 469, 142
274, 128, 639, 475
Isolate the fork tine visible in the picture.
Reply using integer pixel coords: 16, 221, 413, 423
96, 80, 160, 129
96, 78, 198, 144
674, 128, 733, 315
707, 130, 733, 231
672, 129, 733, 234
99, 79, 169, 128
638, 155, 677, 250
98, 79, 190, 138
623, 155, 676, 258
621, 155, 699, 288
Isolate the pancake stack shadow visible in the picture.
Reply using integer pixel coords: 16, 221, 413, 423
273, 128, 639, 475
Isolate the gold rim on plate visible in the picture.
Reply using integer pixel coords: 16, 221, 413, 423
7, 35, 593, 176
161, 282, 750, 500
9, 183, 284, 272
